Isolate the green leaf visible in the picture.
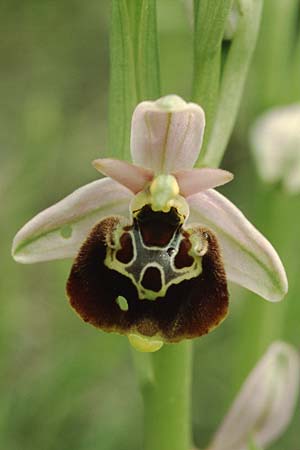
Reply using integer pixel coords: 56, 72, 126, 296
129, 0, 161, 100
201, 0, 263, 168
108, 0, 137, 161
192, 0, 233, 161
108, 0, 160, 162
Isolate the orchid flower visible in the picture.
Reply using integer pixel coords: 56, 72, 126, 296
12, 95, 287, 352
207, 341, 300, 450
250, 104, 300, 194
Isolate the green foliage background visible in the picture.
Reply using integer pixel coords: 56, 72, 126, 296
1, 1, 299, 449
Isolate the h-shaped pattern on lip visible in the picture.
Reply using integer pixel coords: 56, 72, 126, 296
66, 212, 229, 343
104, 206, 207, 301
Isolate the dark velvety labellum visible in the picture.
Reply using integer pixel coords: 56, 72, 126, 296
67, 207, 229, 343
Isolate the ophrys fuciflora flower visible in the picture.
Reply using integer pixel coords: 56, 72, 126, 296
12, 96, 288, 352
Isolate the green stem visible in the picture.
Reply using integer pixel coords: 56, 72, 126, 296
134, 342, 193, 450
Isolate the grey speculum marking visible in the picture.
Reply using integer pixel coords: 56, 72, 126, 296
105, 206, 206, 301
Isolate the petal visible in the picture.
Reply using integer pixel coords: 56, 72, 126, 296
67, 210, 228, 343
131, 95, 205, 174
208, 341, 300, 450
175, 168, 233, 197
93, 158, 153, 193
12, 178, 133, 263
188, 189, 288, 301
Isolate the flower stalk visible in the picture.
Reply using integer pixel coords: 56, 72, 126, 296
137, 342, 193, 450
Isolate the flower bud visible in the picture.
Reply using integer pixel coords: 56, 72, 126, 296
208, 341, 300, 450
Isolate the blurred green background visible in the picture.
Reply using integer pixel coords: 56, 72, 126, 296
1, 1, 299, 449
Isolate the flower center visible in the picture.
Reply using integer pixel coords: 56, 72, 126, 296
149, 175, 179, 212
130, 174, 189, 221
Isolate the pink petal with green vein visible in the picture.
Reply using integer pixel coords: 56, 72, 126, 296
188, 189, 288, 301
12, 178, 133, 263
